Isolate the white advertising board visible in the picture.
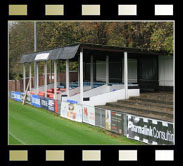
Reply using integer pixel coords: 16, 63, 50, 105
82, 105, 95, 126
60, 101, 82, 122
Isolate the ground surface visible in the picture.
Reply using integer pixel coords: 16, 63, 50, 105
9, 99, 143, 145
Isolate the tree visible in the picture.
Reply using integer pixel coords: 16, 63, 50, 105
9, 22, 173, 80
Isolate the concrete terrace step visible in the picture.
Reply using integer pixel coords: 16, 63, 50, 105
130, 96, 173, 105
106, 102, 173, 117
117, 99, 173, 109
98, 105, 173, 122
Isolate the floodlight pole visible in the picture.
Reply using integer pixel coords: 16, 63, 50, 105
34, 21, 38, 94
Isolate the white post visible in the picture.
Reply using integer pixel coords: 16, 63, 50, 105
54, 61, 57, 99
78, 56, 80, 86
66, 59, 70, 97
124, 52, 128, 99
80, 48, 83, 104
36, 63, 39, 94
34, 22, 37, 93
106, 56, 109, 84
44, 62, 47, 97
90, 56, 94, 88
23, 63, 26, 92
29, 63, 32, 91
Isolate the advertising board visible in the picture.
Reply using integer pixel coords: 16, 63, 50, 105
111, 111, 124, 135
127, 114, 174, 145
41, 97, 48, 110
31, 95, 41, 108
14, 92, 22, 102
25, 93, 32, 105
60, 101, 82, 122
48, 98, 55, 112
10, 91, 15, 99
95, 108, 105, 128
83, 105, 95, 126
105, 110, 111, 131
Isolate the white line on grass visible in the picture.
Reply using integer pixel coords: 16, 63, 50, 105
9, 132, 26, 145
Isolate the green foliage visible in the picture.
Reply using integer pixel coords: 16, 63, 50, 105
9, 22, 173, 80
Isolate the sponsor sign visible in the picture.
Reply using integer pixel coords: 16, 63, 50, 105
14, 92, 22, 102
25, 94, 32, 105
48, 99, 55, 112
111, 111, 124, 135
31, 95, 41, 108
83, 105, 95, 126
105, 110, 111, 131
35, 53, 49, 61
127, 115, 174, 145
10, 91, 15, 99
41, 97, 48, 110
56, 100, 61, 115
95, 108, 105, 128
60, 101, 82, 122
21, 93, 25, 101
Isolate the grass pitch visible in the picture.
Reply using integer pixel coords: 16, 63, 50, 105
9, 99, 143, 145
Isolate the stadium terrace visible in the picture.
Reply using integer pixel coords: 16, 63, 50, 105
20, 43, 173, 106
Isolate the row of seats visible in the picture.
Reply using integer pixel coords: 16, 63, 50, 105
29, 87, 66, 98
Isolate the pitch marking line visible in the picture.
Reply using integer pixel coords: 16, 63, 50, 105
9, 132, 26, 145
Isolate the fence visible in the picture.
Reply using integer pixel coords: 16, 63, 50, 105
10, 91, 59, 113
9, 72, 78, 92
10, 91, 174, 145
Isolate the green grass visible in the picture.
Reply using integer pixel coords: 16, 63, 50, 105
9, 99, 144, 145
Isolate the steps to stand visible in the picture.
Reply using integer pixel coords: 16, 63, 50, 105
97, 92, 173, 122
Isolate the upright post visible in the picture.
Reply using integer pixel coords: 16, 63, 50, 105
54, 61, 57, 99
124, 52, 128, 99
29, 63, 32, 91
106, 56, 109, 84
78, 56, 80, 86
44, 61, 47, 97
50, 60, 52, 84
23, 63, 26, 92
80, 48, 83, 104
34, 21, 37, 92
36, 63, 39, 94
66, 59, 70, 96
90, 56, 94, 88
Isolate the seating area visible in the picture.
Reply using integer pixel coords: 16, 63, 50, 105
30, 87, 66, 99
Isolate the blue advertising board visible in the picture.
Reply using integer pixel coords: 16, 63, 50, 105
10, 91, 15, 99
14, 92, 22, 102
31, 95, 41, 108
41, 97, 48, 110
48, 98, 55, 112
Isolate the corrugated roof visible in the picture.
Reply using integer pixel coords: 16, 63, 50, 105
49, 44, 80, 60
20, 43, 171, 63
20, 44, 80, 63
20, 53, 37, 63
